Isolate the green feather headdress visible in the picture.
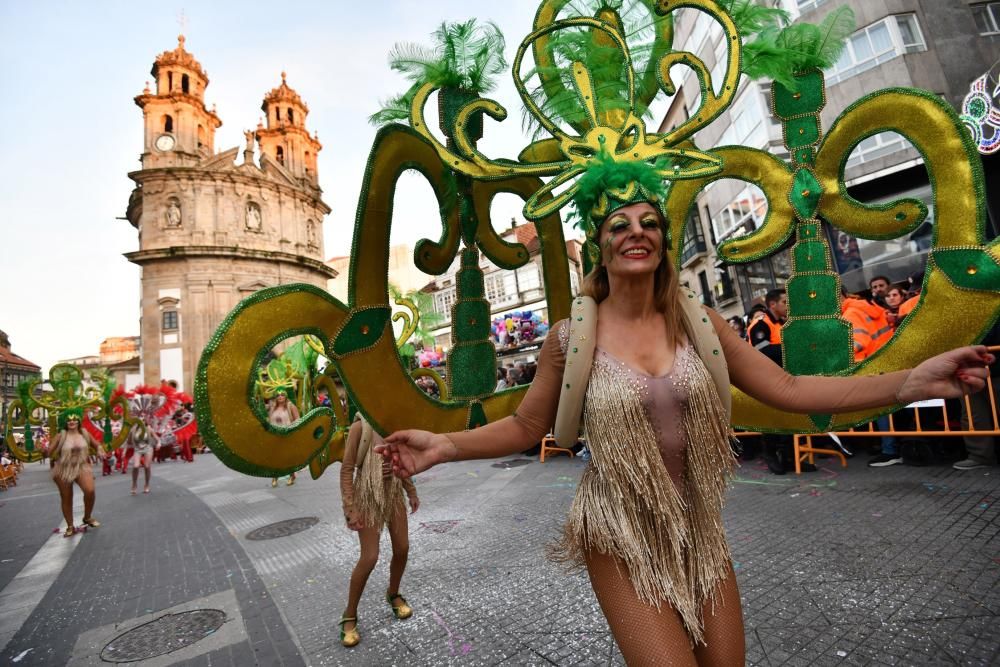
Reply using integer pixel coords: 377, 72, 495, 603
57, 407, 84, 431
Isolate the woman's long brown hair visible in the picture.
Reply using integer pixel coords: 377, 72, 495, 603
580, 215, 684, 348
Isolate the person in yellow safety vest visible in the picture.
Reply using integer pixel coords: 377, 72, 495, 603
841, 290, 894, 362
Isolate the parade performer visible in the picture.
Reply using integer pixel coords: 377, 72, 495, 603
338, 415, 418, 648
268, 391, 300, 487
48, 408, 101, 536
380, 200, 992, 665
128, 424, 159, 495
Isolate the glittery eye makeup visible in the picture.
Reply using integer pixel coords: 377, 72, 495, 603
607, 217, 629, 234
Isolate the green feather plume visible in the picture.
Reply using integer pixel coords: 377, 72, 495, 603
722, 0, 789, 35
741, 6, 855, 88
572, 148, 670, 232
520, 1, 671, 138
370, 19, 507, 127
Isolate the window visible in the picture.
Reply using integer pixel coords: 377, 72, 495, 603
197, 124, 205, 148
516, 264, 541, 292
681, 207, 708, 266
181, 74, 190, 94
796, 0, 828, 13
485, 272, 509, 302
168, 72, 173, 91
826, 15, 927, 86
715, 265, 737, 302
275, 108, 281, 123
845, 131, 910, 168
276, 146, 284, 164
163, 114, 173, 133
972, 3, 1000, 35
718, 88, 768, 148
287, 108, 294, 123
433, 287, 456, 318
698, 270, 714, 307
162, 311, 178, 331
711, 183, 768, 242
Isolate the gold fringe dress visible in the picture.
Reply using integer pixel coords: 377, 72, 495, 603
340, 420, 417, 527
51, 432, 93, 484
542, 319, 737, 645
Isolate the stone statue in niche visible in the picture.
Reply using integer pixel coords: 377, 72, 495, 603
306, 220, 317, 247
246, 202, 262, 231
165, 200, 182, 228
244, 129, 255, 153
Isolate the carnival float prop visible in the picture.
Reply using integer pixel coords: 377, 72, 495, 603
3, 364, 138, 461
195, 0, 999, 478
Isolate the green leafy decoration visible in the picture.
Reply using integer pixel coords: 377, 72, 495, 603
390, 284, 445, 370
741, 6, 855, 89
370, 19, 507, 126
520, 1, 670, 138
722, 0, 789, 36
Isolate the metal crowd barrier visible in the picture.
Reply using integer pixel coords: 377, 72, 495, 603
737, 346, 1000, 474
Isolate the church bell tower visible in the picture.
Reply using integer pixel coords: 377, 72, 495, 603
134, 35, 222, 169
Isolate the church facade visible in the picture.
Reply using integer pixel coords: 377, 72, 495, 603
124, 36, 336, 390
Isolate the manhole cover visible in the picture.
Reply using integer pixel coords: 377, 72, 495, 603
419, 520, 461, 534
491, 458, 532, 469
246, 516, 319, 540
100, 609, 225, 662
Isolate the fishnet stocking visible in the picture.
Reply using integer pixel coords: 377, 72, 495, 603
585, 550, 744, 666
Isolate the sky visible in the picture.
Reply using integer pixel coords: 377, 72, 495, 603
0, 0, 605, 373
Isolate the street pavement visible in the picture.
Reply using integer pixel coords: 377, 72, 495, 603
0, 446, 998, 666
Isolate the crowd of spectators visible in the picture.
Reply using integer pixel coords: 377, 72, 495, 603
730, 272, 997, 473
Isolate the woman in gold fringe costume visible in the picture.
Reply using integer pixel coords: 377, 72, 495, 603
378, 192, 993, 664
268, 391, 299, 488
338, 415, 419, 648
49, 408, 102, 537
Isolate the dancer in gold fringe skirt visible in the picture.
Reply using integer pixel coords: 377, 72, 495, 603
377, 199, 992, 665
338, 415, 419, 648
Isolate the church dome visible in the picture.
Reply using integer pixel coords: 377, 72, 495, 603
151, 35, 208, 83
262, 72, 309, 113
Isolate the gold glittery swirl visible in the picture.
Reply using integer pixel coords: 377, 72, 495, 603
549, 348, 736, 645
353, 439, 405, 527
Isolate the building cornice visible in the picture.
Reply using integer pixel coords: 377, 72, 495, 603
127, 166, 330, 214
124, 246, 338, 278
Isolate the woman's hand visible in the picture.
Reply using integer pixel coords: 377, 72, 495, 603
376, 430, 456, 479
344, 507, 363, 531
409, 495, 420, 514
897, 346, 994, 404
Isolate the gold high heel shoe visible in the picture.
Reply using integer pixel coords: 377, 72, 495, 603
386, 592, 412, 619
63, 525, 76, 537
339, 616, 360, 647
82, 517, 101, 528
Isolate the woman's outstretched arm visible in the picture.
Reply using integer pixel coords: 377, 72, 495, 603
708, 308, 992, 413
379, 321, 568, 478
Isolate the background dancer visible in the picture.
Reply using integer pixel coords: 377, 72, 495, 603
338, 415, 419, 648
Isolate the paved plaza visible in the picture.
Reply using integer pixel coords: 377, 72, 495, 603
0, 447, 998, 666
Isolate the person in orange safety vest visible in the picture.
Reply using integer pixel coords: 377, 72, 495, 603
842, 290, 894, 362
